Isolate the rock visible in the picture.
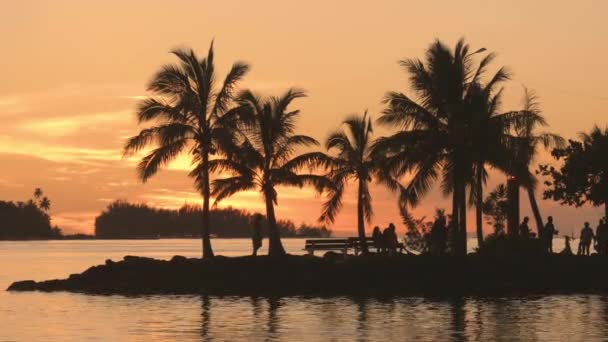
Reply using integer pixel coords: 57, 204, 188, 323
7, 280, 37, 291
170, 255, 187, 263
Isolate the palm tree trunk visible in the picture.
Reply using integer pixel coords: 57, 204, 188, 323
527, 187, 544, 238
357, 179, 368, 254
506, 175, 520, 237
265, 190, 286, 257
451, 184, 460, 255
476, 165, 484, 248
201, 152, 214, 259
458, 179, 467, 256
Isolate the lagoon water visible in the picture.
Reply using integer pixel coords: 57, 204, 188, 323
1, 238, 608, 341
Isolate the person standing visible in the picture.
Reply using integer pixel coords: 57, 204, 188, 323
543, 216, 559, 254
251, 214, 264, 256
579, 222, 595, 256
383, 223, 398, 256
372, 226, 384, 253
519, 217, 531, 239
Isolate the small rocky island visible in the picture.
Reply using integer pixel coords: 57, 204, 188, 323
8, 254, 608, 295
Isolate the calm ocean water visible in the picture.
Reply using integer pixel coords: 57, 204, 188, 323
1, 238, 607, 341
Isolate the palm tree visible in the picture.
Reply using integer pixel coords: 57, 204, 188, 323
505, 89, 564, 237
123, 42, 249, 258
211, 89, 329, 257
466, 76, 542, 246
34, 188, 43, 200
39, 197, 51, 212
374, 39, 501, 255
319, 111, 377, 254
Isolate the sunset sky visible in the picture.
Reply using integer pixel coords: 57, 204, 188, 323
1, 0, 607, 236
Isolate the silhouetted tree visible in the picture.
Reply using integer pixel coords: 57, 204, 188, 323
539, 125, 608, 220
319, 112, 378, 254
374, 39, 503, 255
123, 41, 249, 258
211, 89, 329, 257
482, 184, 509, 235
0, 189, 60, 239
94, 200, 331, 239
505, 89, 563, 237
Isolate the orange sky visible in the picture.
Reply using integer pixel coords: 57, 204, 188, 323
1, 0, 607, 236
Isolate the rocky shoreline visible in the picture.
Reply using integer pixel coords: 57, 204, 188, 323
8, 254, 608, 296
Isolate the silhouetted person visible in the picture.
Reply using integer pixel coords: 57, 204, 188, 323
252, 214, 264, 256
430, 215, 447, 255
519, 217, 531, 239
560, 236, 574, 256
542, 216, 558, 253
579, 222, 594, 256
383, 223, 398, 256
596, 219, 608, 255
372, 226, 384, 253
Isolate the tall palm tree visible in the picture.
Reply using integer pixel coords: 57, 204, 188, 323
211, 89, 329, 257
466, 75, 542, 246
123, 42, 249, 258
319, 112, 377, 254
505, 89, 564, 237
374, 39, 500, 255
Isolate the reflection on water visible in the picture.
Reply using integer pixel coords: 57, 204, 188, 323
1, 239, 607, 341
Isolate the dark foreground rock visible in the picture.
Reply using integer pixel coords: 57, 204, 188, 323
7, 254, 608, 295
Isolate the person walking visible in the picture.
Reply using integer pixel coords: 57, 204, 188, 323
251, 214, 264, 256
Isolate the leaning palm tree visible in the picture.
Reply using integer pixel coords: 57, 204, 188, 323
123, 42, 249, 258
319, 112, 377, 254
505, 89, 564, 236
374, 39, 501, 255
211, 89, 329, 257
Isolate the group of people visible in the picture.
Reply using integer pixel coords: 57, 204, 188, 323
519, 216, 608, 256
372, 223, 399, 255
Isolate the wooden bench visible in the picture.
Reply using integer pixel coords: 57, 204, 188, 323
304, 238, 406, 256
304, 238, 350, 255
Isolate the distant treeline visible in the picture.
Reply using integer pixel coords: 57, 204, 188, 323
0, 188, 60, 239
95, 201, 332, 238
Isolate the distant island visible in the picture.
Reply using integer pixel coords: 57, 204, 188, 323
0, 192, 332, 240
94, 201, 332, 239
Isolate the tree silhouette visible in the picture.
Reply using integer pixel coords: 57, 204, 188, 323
39, 197, 51, 212
539, 125, 608, 220
319, 111, 377, 254
123, 41, 249, 258
211, 88, 329, 257
374, 39, 501, 255
505, 89, 563, 236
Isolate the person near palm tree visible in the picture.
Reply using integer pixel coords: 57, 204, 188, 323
383, 223, 398, 256
430, 214, 448, 255
579, 222, 594, 256
372, 226, 384, 253
518, 217, 531, 238
542, 216, 559, 253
